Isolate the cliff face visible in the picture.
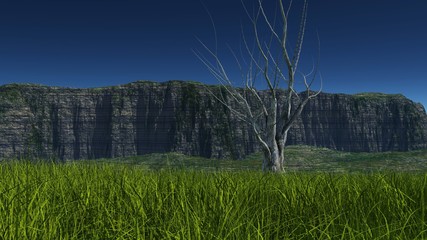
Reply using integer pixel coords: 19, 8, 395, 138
0, 80, 426, 160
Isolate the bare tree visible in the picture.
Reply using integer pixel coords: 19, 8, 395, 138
195, 0, 322, 172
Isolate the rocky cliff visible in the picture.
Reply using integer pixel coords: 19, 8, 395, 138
0, 80, 426, 160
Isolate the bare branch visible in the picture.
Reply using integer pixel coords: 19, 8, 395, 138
199, 0, 219, 56
257, 0, 282, 44
309, 73, 323, 99
291, 0, 308, 71
202, 85, 251, 124
241, 30, 264, 77
278, 0, 293, 76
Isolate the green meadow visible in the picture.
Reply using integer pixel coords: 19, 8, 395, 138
0, 145, 426, 239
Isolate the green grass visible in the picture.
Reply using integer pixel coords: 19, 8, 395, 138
87, 145, 427, 173
0, 146, 426, 239
0, 160, 426, 238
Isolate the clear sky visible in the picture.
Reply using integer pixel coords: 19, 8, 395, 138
0, 0, 426, 108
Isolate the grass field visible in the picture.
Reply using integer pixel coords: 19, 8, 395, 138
0, 145, 426, 239
88, 145, 427, 173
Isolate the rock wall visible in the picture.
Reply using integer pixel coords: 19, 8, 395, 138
0, 80, 426, 160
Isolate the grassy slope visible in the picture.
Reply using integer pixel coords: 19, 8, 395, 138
81, 145, 427, 173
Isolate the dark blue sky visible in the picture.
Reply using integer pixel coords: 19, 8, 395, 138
0, 0, 426, 107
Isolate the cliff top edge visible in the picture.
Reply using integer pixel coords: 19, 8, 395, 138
0, 80, 408, 100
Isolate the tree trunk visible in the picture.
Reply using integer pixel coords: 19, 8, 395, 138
262, 130, 288, 172
262, 141, 286, 172
262, 147, 284, 172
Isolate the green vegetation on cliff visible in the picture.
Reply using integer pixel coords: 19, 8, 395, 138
353, 92, 405, 99
0, 84, 27, 104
